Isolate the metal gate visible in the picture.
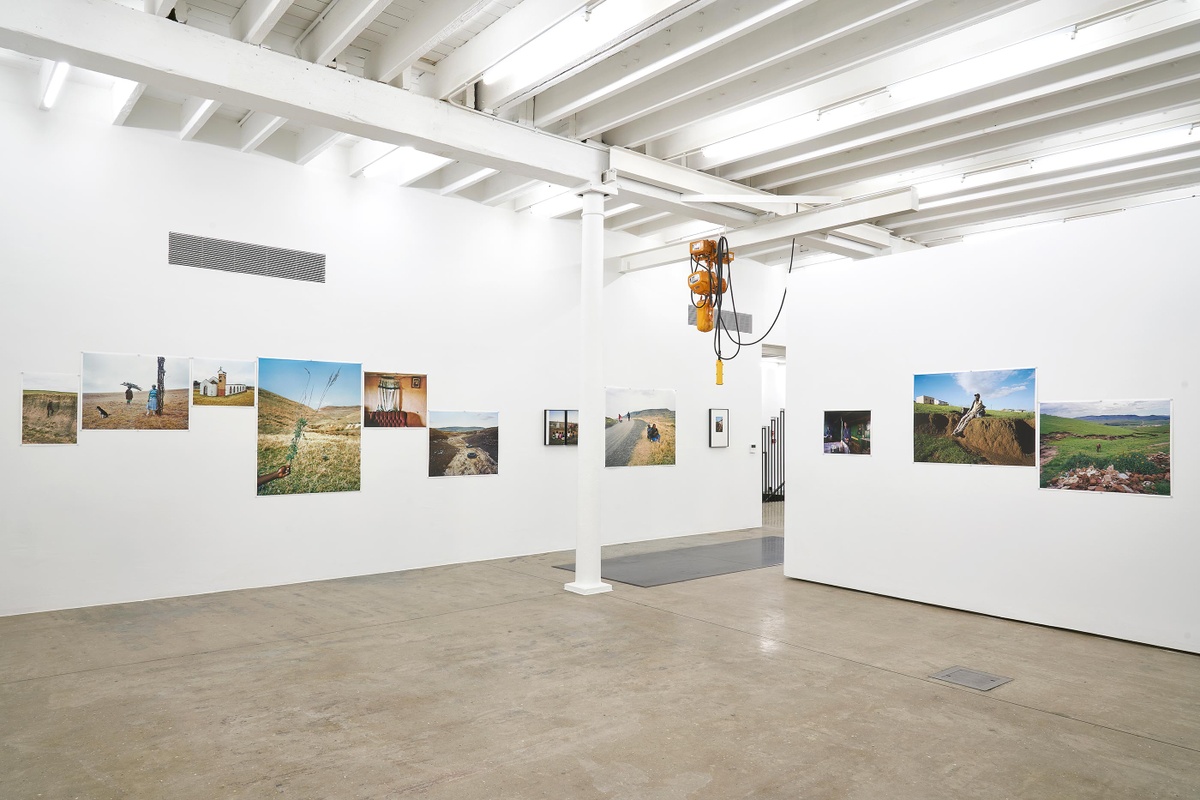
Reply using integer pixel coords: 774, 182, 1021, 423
762, 410, 784, 501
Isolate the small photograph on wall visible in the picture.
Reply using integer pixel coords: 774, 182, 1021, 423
82, 352, 191, 430
429, 412, 499, 476
709, 408, 729, 448
21, 372, 79, 445
257, 358, 362, 495
913, 368, 1036, 466
192, 358, 255, 407
824, 410, 870, 455
364, 372, 427, 428
544, 410, 579, 445
605, 388, 676, 467
1040, 400, 1171, 496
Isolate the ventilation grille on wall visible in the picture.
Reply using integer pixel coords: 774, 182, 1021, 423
687, 306, 753, 334
168, 232, 326, 283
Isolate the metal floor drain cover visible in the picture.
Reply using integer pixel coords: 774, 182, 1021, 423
930, 666, 1012, 691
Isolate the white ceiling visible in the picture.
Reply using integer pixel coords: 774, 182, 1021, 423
2, 0, 1198, 270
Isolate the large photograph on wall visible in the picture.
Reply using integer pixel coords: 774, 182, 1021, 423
1039, 400, 1171, 496
82, 352, 191, 430
192, 358, 255, 407
544, 409, 578, 445
913, 368, 1036, 466
256, 358, 362, 495
429, 412, 499, 476
364, 372, 427, 428
605, 388, 676, 467
824, 410, 870, 455
22, 372, 79, 445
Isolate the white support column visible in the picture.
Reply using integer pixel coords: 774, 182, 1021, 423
565, 187, 612, 597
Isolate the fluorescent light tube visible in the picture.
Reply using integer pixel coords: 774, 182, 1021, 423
39, 61, 70, 110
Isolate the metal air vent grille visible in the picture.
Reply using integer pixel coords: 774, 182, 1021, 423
168, 232, 326, 283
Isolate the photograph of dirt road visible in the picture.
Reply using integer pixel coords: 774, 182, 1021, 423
82, 352, 190, 431
22, 372, 78, 445
257, 358, 362, 496
1040, 400, 1171, 496
605, 387, 675, 467
913, 368, 1036, 466
429, 412, 499, 476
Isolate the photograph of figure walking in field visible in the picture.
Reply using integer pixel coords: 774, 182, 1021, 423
428, 411, 499, 476
257, 358, 362, 496
82, 353, 190, 431
1040, 400, 1170, 496
192, 358, 255, 408
913, 368, 1036, 466
22, 372, 78, 445
605, 388, 675, 467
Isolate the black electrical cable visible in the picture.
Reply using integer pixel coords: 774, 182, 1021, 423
711, 236, 794, 359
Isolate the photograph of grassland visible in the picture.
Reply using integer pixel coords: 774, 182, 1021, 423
191, 357, 255, 407
605, 388, 675, 467
257, 358, 362, 496
824, 410, 870, 455
82, 353, 190, 431
363, 372, 427, 428
429, 412, 499, 476
1040, 400, 1170, 495
22, 372, 78, 445
913, 368, 1036, 466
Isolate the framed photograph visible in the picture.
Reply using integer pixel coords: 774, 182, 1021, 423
82, 352, 190, 431
191, 357, 256, 408
544, 409, 579, 445
429, 412, 499, 476
364, 372, 427, 428
22, 372, 79, 445
824, 410, 870, 455
913, 368, 1036, 466
605, 388, 675, 467
709, 408, 729, 448
1039, 399, 1170, 496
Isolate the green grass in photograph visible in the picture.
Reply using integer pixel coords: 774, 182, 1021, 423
914, 433, 985, 464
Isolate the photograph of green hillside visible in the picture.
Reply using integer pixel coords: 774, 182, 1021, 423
1040, 400, 1170, 495
913, 368, 1036, 466
22, 372, 78, 445
429, 412, 499, 476
257, 358, 362, 495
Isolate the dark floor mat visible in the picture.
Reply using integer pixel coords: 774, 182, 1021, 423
554, 536, 783, 587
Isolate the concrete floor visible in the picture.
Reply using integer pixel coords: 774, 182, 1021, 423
2, 508, 1198, 799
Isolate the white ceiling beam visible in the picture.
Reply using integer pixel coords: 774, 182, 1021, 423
109, 77, 145, 125
795, 233, 883, 260
427, 0, 589, 100
434, 163, 500, 196
477, 0, 719, 113
614, 187, 919, 271
0, 0, 607, 187
715, 18, 1200, 181
602, 176, 760, 227
297, 0, 392, 66
632, 0, 1121, 156
576, 0, 934, 143
179, 96, 218, 140
365, 0, 491, 85
456, 175, 543, 206
762, 71, 1200, 192
532, 0, 817, 128
231, 0, 291, 45
295, 127, 344, 165
605, 206, 672, 231
512, 183, 574, 213
238, 110, 287, 152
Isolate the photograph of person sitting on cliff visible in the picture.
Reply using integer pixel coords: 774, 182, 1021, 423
913, 368, 1036, 466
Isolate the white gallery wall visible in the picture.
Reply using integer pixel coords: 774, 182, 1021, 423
785, 199, 1200, 653
0, 65, 764, 615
